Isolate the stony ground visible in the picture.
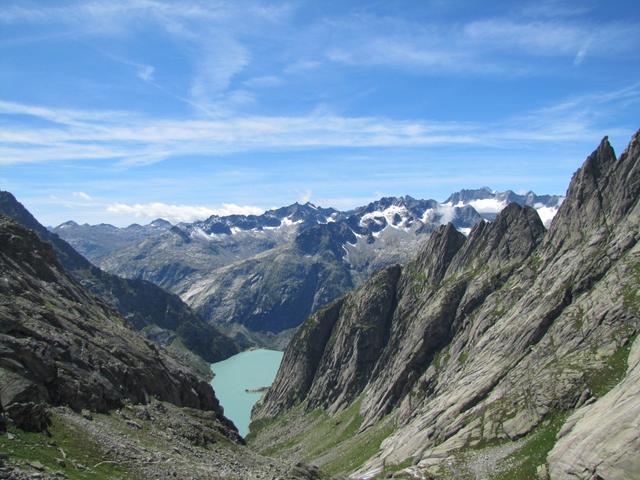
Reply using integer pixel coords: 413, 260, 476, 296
0, 402, 323, 480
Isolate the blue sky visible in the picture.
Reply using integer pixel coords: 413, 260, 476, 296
1, 0, 639, 226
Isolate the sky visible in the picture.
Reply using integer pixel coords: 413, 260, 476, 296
1, 0, 639, 226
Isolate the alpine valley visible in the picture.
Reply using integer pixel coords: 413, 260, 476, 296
53, 188, 562, 349
0, 131, 638, 480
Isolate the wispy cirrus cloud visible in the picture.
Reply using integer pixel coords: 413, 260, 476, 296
45, 189, 265, 224
4, 0, 637, 108
0, 1, 294, 110
0, 82, 638, 167
322, 14, 640, 74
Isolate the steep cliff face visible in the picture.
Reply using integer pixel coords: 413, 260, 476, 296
259, 265, 401, 418
250, 132, 640, 479
0, 192, 238, 363
0, 216, 232, 431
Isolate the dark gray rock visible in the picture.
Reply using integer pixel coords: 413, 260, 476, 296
4, 403, 50, 433
0, 401, 5, 434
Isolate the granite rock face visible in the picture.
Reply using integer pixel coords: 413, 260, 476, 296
547, 335, 640, 480
259, 265, 401, 418
0, 192, 238, 363
252, 132, 640, 478
0, 215, 237, 439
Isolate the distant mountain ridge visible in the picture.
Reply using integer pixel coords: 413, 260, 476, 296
53, 188, 563, 347
54, 187, 561, 253
444, 187, 564, 224
54, 218, 173, 262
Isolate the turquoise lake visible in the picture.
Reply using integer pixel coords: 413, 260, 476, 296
210, 348, 284, 437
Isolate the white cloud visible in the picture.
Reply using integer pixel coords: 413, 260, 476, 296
73, 191, 93, 201
321, 14, 639, 75
0, 1, 295, 109
573, 46, 588, 65
298, 189, 312, 203
0, 81, 638, 166
106, 202, 264, 222
284, 60, 322, 74
214, 203, 265, 217
190, 39, 250, 103
138, 65, 155, 82
520, 1, 594, 19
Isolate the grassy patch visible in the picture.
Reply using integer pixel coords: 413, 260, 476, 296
409, 269, 428, 295
321, 418, 395, 476
529, 253, 543, 272
262, 400, 363, 459
571, 306, 585, 333
245, 416, 277, 442
0, 414, 134, 480
623, 262, 640, 315
433, 345, 450, 370
458, 350, 469, 365
250, 398, 397, 476
493, 412, 567, 480
167, 336, 211, 378
585, 338, 635, 397
378, 457, 413, 478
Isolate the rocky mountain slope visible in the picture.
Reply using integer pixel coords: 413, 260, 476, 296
0, 191, 238, 364
0, 214, 321, 480
249, 131, 640, 479
54, 191, 562, 347
0, 215, 222, 422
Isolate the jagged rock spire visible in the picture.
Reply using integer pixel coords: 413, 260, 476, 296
545, 131, 640, 253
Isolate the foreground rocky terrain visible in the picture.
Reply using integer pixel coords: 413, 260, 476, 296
0, 214, 321, 479
54, 190, 562, 348
249, 132, 640, 479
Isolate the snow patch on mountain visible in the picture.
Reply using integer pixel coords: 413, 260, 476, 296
457, 198, 508, 214
281, 216, 303, 227
534, 203, 561, 227
360, 205, 410, 227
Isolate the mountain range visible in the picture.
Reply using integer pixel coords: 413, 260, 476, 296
0, 131, 638, 480
53, 188, 563, 348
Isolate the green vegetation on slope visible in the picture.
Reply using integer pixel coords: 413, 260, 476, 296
0, 414, 134, 480
378, 457, 414, 478
623, 261, 640, 315
248, 398, 396, 476
585, 337, 635, 398
493, 412, 567, 480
